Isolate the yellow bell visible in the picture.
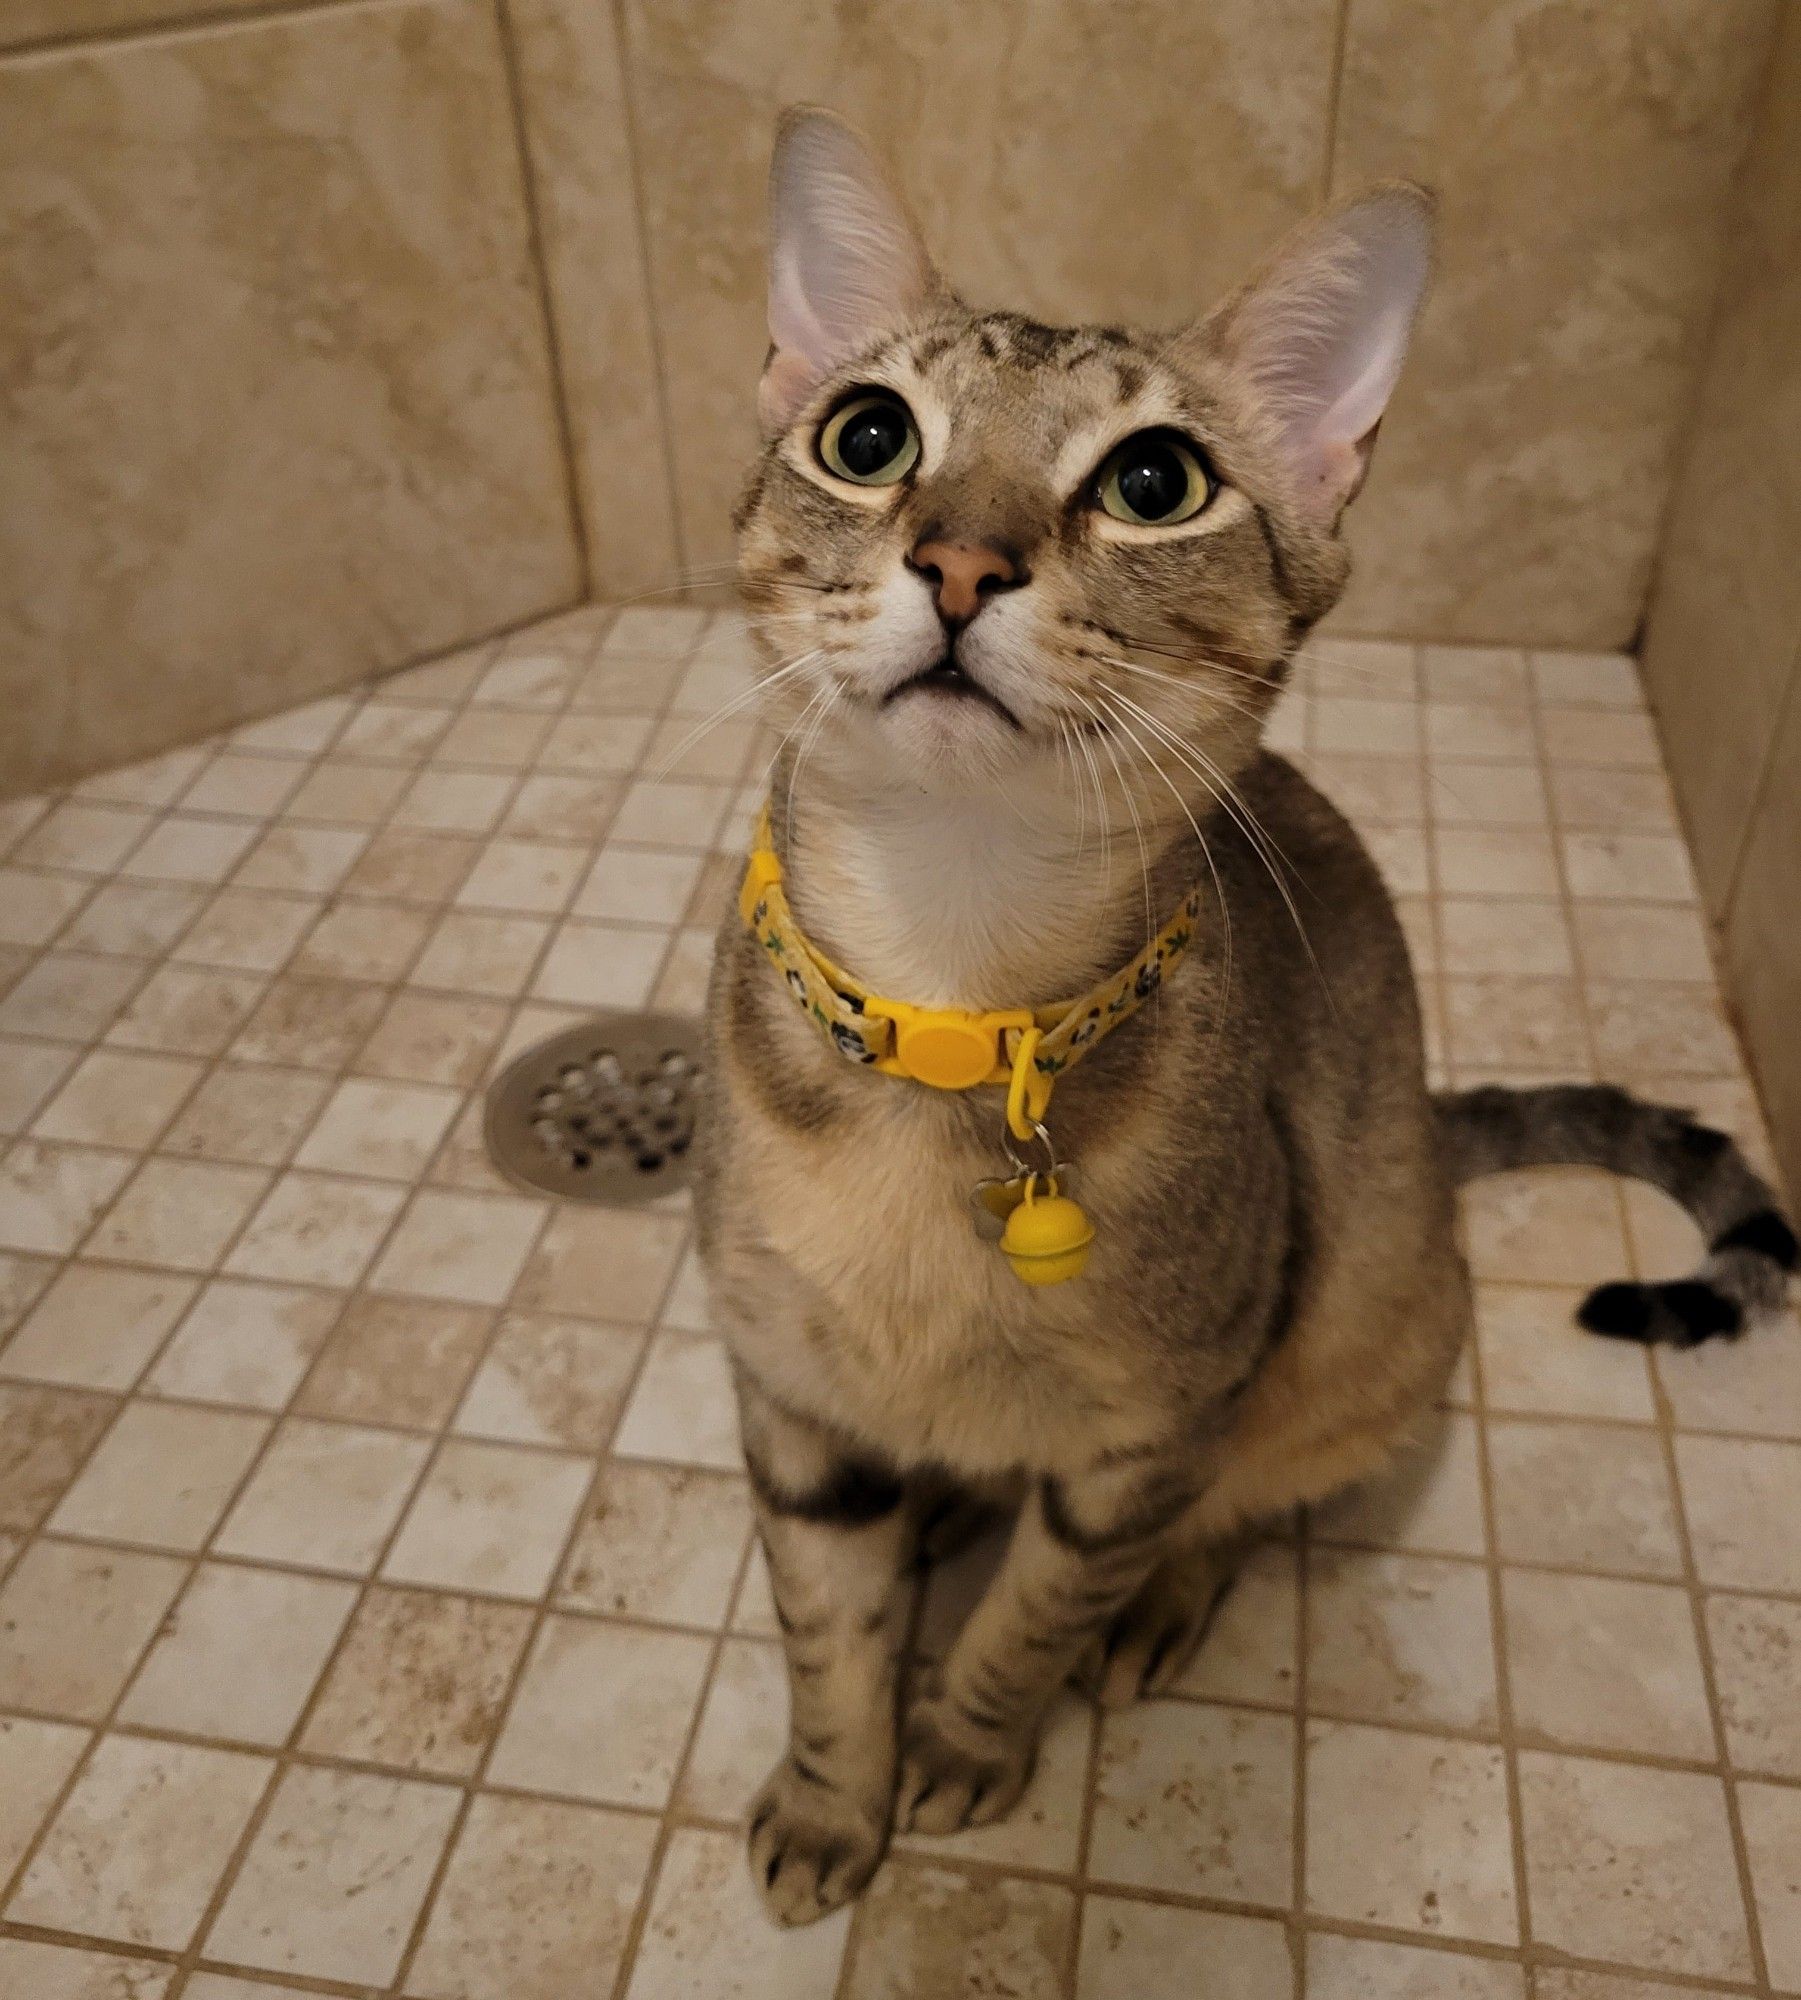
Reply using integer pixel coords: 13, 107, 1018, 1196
999, 1177, 1094, 1286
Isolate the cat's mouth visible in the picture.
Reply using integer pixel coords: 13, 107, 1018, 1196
883, 652, 1021, 730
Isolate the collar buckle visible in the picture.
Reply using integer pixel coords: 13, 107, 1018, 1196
865, 999, 1033, 1091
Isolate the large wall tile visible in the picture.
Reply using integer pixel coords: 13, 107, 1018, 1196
506, 0, 681, 597
1638, 0, 1801, 913
1329, 0, 1775, 648
619, 0, 1342, 574
0, 0, 580, 795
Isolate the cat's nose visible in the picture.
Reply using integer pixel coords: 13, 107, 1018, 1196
907, 538, 1022, 626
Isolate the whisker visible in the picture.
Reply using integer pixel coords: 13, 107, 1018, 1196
1072, 689, 1153, 964
648, 650, 825, 781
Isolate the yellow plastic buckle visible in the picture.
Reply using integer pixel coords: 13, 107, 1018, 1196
866, 999, 1033, 1092
739, 847, 782, 927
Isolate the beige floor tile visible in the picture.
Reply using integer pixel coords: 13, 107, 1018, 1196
1443, 975, 1589, 1071
232, 695, 353, 757
541, 709, 660, 778
1474, 1282, 1654, 1420
146, 1277, 343, 1409
369, 1189, 546, 1306
358, 991, 510, 1088
672, 1635, 786, 1821
86, 1158, 269, 1271
610, 780, 733, 850
1307, 1548, 1498, 1731
1707, 1594, 1801, 1778
532, 920, 666, 1008
613, 1331, 742, 1471
0, 954, 145, 1042
0, 867, 92, 948
488, 1614, 712, 1808
503, 774, 623, 843
1434, 825, 1560, 897
1588, 981, 1740, 1076
383, 1439, 590, 1599
50, 1401, 268, 1550
1503, 1568, 1713, 1758
1311, 696, 1420, 756
0, 1037, 79, 1134
1427, 758, 1548, 827
31, 1050, 203, 1151
1488, 1417, 1680, 1575
180, 751, 308, 819
1548, 761, 1679, 833
409, 911, 551, 998
473, 651, 582, 710
573, 847, 704, 926
283, 754, 414, 825
10, 1734, 271, 1950
454, 1311, 646, 1450
1530, 650, 1641, 710
123, 815, 259, 887
434, 708, 555, 772
622, 1825, 849, 2000
3, 1266, 196, 1392
301, 1584, 533, 1777
105, 965, 267, 1057
405, 1793, 657, 2000
841, 1863, 1074, 2000
0, 1938, 175, 1997
1305, 1935, 1524, 1997
1168, 1539, 1299, 1707
1540, 707, 1661, 769
0, 1250, 56, 1338
118, 1561, 355, 1744
1738, 1780, 1801, 1990
204, 1765, 460, 1987
0, 1712, 90, 1883
1518, 1750, 1752, 1979
513, 1206, 686, 1322
1657, 1308, 1801, 1437
14, 803, 154, 876
0, 1141, 136, 1255
393, 769, 515, 836
607, 606, 708, 662
1561, 830, 1696, 903
1077, 1899, 1292, 1999
230, 973, 389, 1070
173, 888, 320, 974
213, 1418, 429, 1573
224, 1171, 407, 1288
337, 700, 454, 760
0, 1384, 117, 1533
1090, 1701, 1293, 1904
294, 1078, 463, 1183
1459, 1167, 1629, 1285
159, 1064, 334, 1169
1425, 702, 1536, 762
61, 881, 204, 959
1306, 1721, 1517, 1944
289, 899, 433, 983
89, 746, 218, 809
341, 826, 476, 902
558, 1462, 749, 1627
1438, 898, 1573, 978
896, 1695, 1096, 1875
384, 650, 492, 705
651, 928, 716, 1014
454, 838, 588, 915
296, 1294, 490, 1430
1313, 1412, 1488, 1559
0, 1541, 186, 1718
1676, 1435, 1801, 1592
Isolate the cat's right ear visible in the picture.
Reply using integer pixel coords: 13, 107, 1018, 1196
760, 107, 942, 434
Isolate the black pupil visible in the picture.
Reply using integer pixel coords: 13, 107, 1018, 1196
837, 402, 907, 477
1116, 441, 1190, 520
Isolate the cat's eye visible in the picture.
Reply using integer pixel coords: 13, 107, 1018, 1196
817, 392, 921, 487
1094, 431, 1213, 526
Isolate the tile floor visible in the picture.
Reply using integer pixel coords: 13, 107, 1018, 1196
0, 605, 1795, 1999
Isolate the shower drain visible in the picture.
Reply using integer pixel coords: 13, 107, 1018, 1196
483, 1012, 704, 1204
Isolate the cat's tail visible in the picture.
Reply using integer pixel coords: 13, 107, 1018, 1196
1434, 1082, 1796, 1348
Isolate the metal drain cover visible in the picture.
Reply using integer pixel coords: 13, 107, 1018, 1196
484, 1012, 704, 1204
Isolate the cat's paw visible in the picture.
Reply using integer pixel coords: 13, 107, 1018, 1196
895, 1695, 1035, 1836
1074, 1561, 1230, 1707
746, 1754, 887, 1926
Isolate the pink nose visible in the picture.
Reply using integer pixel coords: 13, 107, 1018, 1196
909, 539, 1019, 624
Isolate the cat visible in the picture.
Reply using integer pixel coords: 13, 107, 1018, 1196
693, 107, 1796, 1926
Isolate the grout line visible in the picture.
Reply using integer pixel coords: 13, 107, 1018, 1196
0, 0, 382, 64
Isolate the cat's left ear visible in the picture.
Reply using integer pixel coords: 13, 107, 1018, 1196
760, 106, 944, 433
1193, 182, 1435, 522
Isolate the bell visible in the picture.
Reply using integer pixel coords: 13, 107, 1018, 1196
999, 1178, 1094, 1285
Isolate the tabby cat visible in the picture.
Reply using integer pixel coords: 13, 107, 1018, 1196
694, 108, 1796, 1925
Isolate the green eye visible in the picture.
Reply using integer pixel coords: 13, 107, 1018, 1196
818, 392, 920, 486
1096, 431, 1213, 525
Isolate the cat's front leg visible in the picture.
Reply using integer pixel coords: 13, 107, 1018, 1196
735, 1366, 913, 1925
897, 1456, 1190, 1836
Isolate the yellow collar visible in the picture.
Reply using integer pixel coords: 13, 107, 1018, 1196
739, 807, 1203, 1140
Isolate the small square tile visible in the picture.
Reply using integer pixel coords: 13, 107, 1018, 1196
410, 911, 550, 998
50, 1401, 268, 1549
1307, 1548, 1497, 1731
1443, 976, 1589, 1072
652, 928, 715, 1014
357, 991, 510, 1087
369, 1189, 545, 1305
123, 815, 258, 887
1311, 696, 1419, 756
609, 780, 732, 850
1561, 830, 1695, 903
1090, 1702, 1293, 1903
455, 838, 588, 914
532, 920, 665, 1008
1314, 1413, 1487, 1558
231, 973, 388, 1069
1676, 1436, 1801, 1592
159, 1064, 333, 1168
4, 1266, 196, 1391
613, 1331, 740, 1470
61, 881, 204, 959
1306, 1721, 1517, 1943
1529, 650, 1642, 710
0, 1713, 90, 1884
282, 755, 412, 826
341, 826, 477, 902
384, 648, 492, 704
406, 1793, 656, 2000
106, 965, 266, 1057
204, 1765, 460, 1987
0, 1540, 186, 1718
515, 1206, 686, 1321
1077, 1898, 1293, 2000
337, 700, 453, 759
1540, 706, 1660, 769
86, 747, 213, 809
0, 1382, 116, 1531
1418, 644, 1529, 703
296, 1294, 490, 1429
118, 1561, 356, 1744
488, 1613, 712, 1807
433, 707, 553, 770
1433, 825, 1560, 897
86, 1158, 269, 1270
1574, 899, 1714, 983
455, 1311, 646, 1450
294, 1077, 463, 1182
1588, 982, 1739, 1075
472, 650, 580, 709
173, 887, 319, 973
1662, 1304, 1801, 1433
0, 868, 91, 948
503, 774, 622, 842
0, 1248, 56, 1335
180, 751, 307, 818
558, 1461, 749, 1626
10, 1734, 271, 1951
31, 1050, 203, 1151
301, 1583, 532, 1776
233, 824, 369, 896
1305, 1935, 1524, 1998
383, 1438, 590, 1598
214, 1418, 430, 1572
1438, 897, 1573, 977
1169, 1539, 1299, 1706
0, 953, 144, 1042
1460, 1168, 1628, 1284
622, 1826, 848, 2000
225, 1171, 407, 1287
13, 803, 153, 875
1488, 1418, 1680, 1575
671, 1634, 786, 1823
146, 1277, 342, 1409
0, 1940, 175, 1996
394, 769, 515, 836
233, 695, 352, 755
1707, 1594, 1801, 1778
1308, 755, 1427, 825
540, 709, 657, 777
1739, 1781, 1801, 1989
607, 605, 708, 660
842, 1864, 1074, 2000
1518, 1751, 1751, 1978
1504, 1568, 1713, 1757
289, 899, 433, 982
1550, 762, 1678, 832
1474, 1283, 1653, 1420
1425, 703, 1536, 761
0, 1141, 136, 1255
0, 1037, 80, 1133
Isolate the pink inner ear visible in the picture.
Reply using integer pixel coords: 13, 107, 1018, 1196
759, 349, 823, 432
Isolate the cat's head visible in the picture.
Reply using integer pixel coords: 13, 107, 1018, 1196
736, 108, 1432, 797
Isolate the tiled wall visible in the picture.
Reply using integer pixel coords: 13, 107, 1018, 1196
1639, 3, 1801, 1202
0, 0, 1782, 797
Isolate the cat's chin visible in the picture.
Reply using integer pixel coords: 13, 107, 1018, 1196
834, 689, 1043, 790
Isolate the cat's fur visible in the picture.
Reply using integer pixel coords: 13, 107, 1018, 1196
694, 109, 1795, 1925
